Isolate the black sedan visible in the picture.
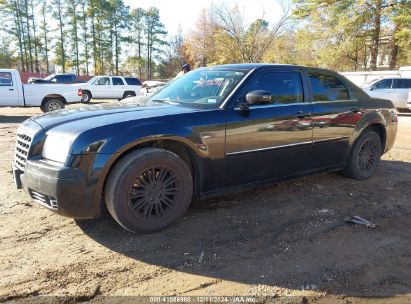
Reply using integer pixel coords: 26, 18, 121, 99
12, 64, 397, 233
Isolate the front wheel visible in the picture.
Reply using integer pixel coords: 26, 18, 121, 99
342, 130, 382, 180
105, 148, 193, 233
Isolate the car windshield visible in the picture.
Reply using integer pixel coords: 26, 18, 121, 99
88, 76, 98, 84
148, 69, 246, 105
43, 74, 55, 80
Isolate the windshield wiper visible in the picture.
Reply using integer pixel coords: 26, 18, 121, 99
151, 99, 179, 105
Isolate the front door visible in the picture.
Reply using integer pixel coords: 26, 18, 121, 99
367, 78, 394, 102
393, 78, 411, 108
0, 71, 19, 106
306, 70, 363, 169
225, 69, 313, 186
93, 76, 112, 98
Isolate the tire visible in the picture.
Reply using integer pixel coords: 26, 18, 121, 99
342, 130, 382, 180
105, 148, 193, 233
41, 99, 65, 112
123, 91, 136, 99
82, 91, 92, 103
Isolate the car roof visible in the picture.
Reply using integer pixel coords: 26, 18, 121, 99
94, 75, 137, 78
202, 63, 337, 74
205, 63, 297, 70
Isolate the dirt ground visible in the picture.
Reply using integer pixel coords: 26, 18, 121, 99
1, 103, 411, 304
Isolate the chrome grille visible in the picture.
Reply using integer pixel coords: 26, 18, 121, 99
14, 133, 32, 172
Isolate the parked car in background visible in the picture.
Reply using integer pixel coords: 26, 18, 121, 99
81, 76, 142, 102
362, 77, 411, 110
12, 64, 397, 233
0, 69, 83, 112
27, 73, 86, 84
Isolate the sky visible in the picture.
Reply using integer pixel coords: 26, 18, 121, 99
123, 0, 287, 36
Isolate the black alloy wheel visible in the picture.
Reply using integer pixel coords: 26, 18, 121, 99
128, 166, 182, 220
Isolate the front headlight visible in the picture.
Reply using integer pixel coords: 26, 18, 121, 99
42, 135, 72, 163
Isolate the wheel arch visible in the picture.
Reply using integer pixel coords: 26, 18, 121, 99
96, 137, 203, 212
123, 90, 136, 98
82, 89, 92, 97
352, 122, 387, 154
41, 94, 67, 105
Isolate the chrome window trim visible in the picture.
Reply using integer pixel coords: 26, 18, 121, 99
236, 101, 310, 110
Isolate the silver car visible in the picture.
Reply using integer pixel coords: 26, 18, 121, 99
362, 77, 411, 110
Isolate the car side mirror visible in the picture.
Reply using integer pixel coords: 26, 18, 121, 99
246, 90, 272, 105
369, 86, 374, 91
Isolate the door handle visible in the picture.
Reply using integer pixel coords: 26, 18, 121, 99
293, 111, 312, 119
9, 88, 14, 91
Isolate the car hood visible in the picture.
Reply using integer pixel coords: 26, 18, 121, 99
30, 101, 201, 134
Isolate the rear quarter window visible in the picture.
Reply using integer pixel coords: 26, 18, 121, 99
395, 79, 411, 89
125, 77, 142, 86
309, 72, 349, 101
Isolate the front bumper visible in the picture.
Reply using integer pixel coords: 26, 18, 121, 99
13, 159, 100, 219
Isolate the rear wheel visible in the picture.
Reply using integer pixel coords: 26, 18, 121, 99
41, 99, 65, 112
123, 91, 136, 99
105, 148, 193, 233
82, 91, 92, 103
342, 130, 382, 180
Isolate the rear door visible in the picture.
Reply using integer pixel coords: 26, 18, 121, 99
393, 79, 411, 108
0, 71, 19, 106
125, 77, 142, 93
112, 77, 126, 98
307, 70, 363, 169
224, 68, 313, 186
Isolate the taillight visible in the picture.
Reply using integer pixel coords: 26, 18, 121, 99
78, 88, 82, 96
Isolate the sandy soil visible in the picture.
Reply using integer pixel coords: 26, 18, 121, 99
1, 103, 411, 303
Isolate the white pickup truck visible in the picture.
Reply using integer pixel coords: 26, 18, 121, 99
80, 75, 142, 102
0, 69, 83, 112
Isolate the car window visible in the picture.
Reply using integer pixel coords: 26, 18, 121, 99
309, 72, 349, 101
372, 79, 392, 89
246, 71, 304, 105
95, 77, 111, 85
150, 69, 246, 105
0, 72, 13, 86
112, 77, 124, 85
54, 75, 65, 83
125, 77, 142, 86
394, 79, 411, 89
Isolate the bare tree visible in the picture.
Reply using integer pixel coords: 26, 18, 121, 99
210, 0, 291, 63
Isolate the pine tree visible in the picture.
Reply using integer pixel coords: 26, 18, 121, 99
51, 0, 67, 72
